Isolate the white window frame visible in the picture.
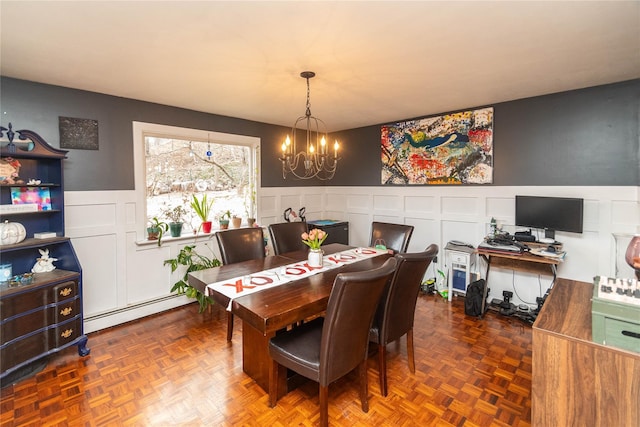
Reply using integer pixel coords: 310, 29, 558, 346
132, 121, 260, 242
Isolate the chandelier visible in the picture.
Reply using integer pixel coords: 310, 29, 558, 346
280, 71, 340, 180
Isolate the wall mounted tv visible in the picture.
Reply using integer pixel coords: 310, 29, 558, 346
515, 195, 584, 241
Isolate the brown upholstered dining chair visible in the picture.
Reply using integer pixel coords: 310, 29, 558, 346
369, 244, 438, 396
215, 227, 265, 341
268, 258, 397, 427
369, 221, 414, 254
268, 222, 308, 255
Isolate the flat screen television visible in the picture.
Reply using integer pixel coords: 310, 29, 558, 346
515, 195, 583, 241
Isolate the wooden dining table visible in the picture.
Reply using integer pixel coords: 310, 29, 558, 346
188, 243, 392, 396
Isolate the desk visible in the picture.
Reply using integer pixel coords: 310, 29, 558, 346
477, 247, 560, 314
477, 249, 559, 279
188, 243, 391, 395
532, 279, 640, 426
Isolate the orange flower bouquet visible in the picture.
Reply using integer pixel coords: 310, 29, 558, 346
301, 228, 328, 250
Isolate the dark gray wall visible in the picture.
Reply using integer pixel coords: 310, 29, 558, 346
1, 77, 288, 191
323, 79, 639, 187
1, 77, 638, 189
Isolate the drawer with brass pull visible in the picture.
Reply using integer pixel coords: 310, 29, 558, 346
1, 297, 80, 343
1, 278, 80, 321
55, 317, 81, 347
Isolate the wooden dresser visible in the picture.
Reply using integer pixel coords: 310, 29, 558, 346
532, 278, 639, 426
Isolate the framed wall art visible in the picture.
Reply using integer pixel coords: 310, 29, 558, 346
59, 116, 99, 150
381, 107, 493, 185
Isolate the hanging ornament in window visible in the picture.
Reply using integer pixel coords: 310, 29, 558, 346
206, 134, 212, 160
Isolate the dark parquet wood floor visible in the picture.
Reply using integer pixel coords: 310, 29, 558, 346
1, 293, 532, 426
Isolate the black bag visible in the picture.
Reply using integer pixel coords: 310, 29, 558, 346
464, 279, 486, 317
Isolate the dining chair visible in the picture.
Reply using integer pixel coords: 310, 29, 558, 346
215, 227, 265, 341
369, 244, 438, 396
268, 221, 308, 255
268, 257, 398, 427
369, 221, 414, 254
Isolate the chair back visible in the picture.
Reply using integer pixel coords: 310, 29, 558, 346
215, 227, 265, 264
373, 244, 438, 344
370, 221, 414, 253
319, 257, 397, 386
268, 222, 308, 255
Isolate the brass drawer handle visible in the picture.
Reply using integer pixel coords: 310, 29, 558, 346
59, 287, 72, 297
60, 307, 73, 316
61, 329, 73, 338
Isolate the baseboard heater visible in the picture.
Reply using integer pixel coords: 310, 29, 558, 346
84, 294, 189, 321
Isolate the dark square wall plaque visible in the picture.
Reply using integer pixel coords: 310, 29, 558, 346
59, 117, 99, 150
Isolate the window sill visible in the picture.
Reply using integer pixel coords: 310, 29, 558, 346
135, 225, 263, 247
135, 231, 218, 247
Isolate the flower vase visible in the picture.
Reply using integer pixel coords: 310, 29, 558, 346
308, 248, 324, 267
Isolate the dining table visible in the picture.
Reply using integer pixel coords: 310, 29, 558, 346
188, 243, 392, 396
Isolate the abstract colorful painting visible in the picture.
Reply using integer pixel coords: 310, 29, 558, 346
381, 107, 493, 185
11, 187, 52, 211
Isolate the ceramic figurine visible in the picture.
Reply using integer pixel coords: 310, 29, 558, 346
31, 248, 58, 273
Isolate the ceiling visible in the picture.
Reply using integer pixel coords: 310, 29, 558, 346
1, 1, 639, 132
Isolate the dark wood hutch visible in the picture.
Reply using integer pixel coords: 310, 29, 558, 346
0, 123, 89, 383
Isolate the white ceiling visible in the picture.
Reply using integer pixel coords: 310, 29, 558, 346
1, 1, 639, 132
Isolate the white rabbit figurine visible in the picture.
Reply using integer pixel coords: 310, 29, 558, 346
31, 248, 58, 273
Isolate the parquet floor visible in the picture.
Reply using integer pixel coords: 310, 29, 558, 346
1, 293, 532, 426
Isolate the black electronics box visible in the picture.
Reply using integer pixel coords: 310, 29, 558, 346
514, 231, 536, 242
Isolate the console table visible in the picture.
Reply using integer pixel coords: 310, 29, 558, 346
532, 278, 639, 426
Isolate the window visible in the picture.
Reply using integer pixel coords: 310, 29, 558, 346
133, 123, 259, 238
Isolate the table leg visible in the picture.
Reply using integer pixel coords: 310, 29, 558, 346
242, 322, 288, 398
480, 254, 492, 317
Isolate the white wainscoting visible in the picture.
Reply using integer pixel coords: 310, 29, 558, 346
67, 186, 638, 333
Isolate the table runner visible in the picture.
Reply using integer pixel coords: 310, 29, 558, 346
206, 247, 388, 310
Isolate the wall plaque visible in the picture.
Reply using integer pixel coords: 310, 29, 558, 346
59, 117, 99, 150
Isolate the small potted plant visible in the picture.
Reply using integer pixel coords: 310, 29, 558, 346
147, 217, 169, 246
191, 194, 214, 233
244, 182, 256, 227
231, 212, 242, 228
218, 210, 231, 230
163, 205, 188, 237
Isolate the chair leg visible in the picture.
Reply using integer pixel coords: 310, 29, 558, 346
319, 384, 329, 427
226, 312, 234, 341
377, 343, 388, 397
407, 328, 415, 373
269, 358, 279, 408
358, 360, 369, 413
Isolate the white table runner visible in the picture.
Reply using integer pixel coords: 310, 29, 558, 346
206, 247, 388, 310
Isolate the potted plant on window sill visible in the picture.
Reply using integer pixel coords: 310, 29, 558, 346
244, 181, 257, 227
191, 194, 214, 233
231, 213, 242, 228
147, 217, 169, 246
164, 205, 188, 237
218, 210, 231, 230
